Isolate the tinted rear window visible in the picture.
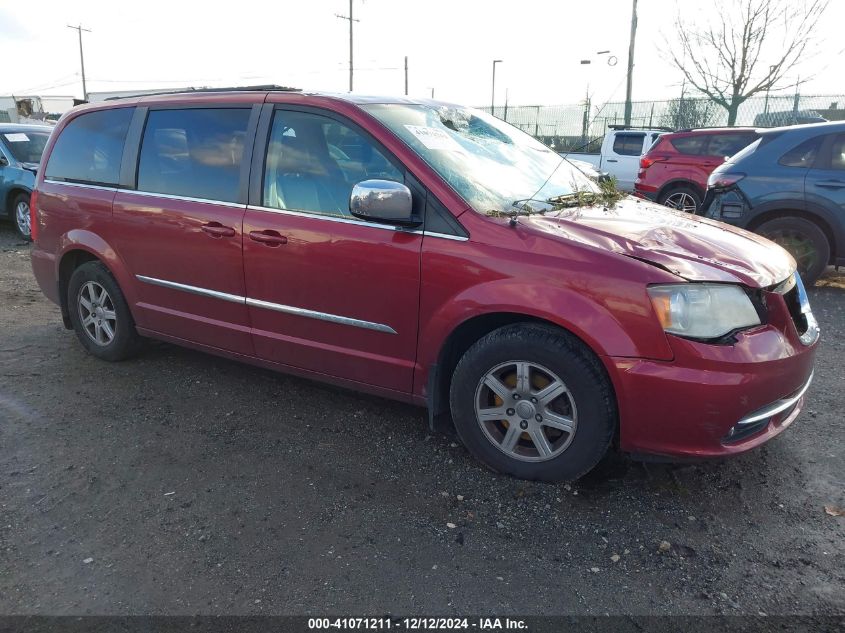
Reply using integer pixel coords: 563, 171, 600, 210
706, 133, 757, 157
669, 136, 707, 155
45, 108, 132, 186
137, 108, 251, 203
612, 133, 645, 156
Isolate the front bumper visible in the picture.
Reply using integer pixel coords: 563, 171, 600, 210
609, 288, 817, 459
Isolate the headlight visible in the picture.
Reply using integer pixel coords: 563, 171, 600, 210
648, 284, 761, 340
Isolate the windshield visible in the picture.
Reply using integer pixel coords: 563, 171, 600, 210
2, 130, 51, 164
363, 103, 598, 214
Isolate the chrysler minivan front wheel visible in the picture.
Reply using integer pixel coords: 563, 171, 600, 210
68, 261, 140, 361
450, 324, 616, 481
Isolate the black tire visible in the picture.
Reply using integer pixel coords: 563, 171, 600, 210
67, 261, 141, 361
658, 185, 701, 214
756, 216, 830, 286
11, 192, 32, 241
449, 323, 616, 482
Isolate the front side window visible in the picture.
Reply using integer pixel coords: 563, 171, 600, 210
137, 108, 251, 203
778, 137, 823, 168
262, 110, 402, 217
2, 130, 51, 164
45, 108, 132, 186
612, 133, 645, 156
362, 103, 597, 215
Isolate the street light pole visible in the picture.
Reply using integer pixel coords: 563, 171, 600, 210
67, 24, 91, 102
623, 0, 638, 126
491, 59, 503, 115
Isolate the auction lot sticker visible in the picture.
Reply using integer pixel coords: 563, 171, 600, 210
404, 125, 463, 151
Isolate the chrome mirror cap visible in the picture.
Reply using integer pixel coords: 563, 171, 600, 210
350, 179, 415, 225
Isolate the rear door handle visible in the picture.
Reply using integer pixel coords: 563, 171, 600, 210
201, 222, 236, 238
249, 230, 288, 247
814, 180, 845, 189
606, 159, 618, 163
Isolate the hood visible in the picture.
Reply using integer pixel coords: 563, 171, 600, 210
20, 162, 39, 173
525, 198, 794, 288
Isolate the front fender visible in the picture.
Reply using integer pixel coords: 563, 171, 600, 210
418, 277, 674, 373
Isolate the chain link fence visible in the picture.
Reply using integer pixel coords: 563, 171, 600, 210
484, 94, 845, 153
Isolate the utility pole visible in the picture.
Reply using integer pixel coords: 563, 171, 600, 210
491, 59, 502, 115
623, 0, 637, 126
335, 0, 359, 92
67, 24, 91, 102
404, 56, 408, 95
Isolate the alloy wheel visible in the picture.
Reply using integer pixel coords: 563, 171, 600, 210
474, 361, 577, 462
15, 200, 31, 237
663, 192, 697, 213
78, 281, 118, 346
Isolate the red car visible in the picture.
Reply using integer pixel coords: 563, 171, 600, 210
30, 88, 817, 481
635, 128, 759, 213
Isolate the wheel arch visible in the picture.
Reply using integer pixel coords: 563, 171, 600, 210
56, 233, 137, 330
425, 311, 619, 436
656, 179, 704, 203
5, 186, 32, 218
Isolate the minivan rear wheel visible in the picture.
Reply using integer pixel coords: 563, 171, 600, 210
68, 261, 141, 361
449, 323, 616, 481
756, 216, 829, 285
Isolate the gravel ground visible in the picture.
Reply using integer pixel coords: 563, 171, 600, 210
0, 223, 843, 616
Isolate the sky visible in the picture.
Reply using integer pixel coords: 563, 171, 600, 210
0, 0, 843, 108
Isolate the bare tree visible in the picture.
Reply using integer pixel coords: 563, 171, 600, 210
666, 0, 829, 126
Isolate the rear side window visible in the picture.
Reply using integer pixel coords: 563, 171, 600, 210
137, 108, 251, 203
779, 137, 823, 168
45, 108, 132, 186
669, 136, 706, 155
706, 133, 757, 157
612, 133, 645, 156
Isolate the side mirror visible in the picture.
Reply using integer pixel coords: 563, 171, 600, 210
350, 179, 418, 226
0, 156, 8, 167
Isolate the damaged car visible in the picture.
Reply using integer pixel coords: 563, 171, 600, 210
0, 123, 51, 240
30, 89, 817, 481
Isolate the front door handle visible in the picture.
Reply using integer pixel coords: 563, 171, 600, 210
249, 230, 288, 247
606, 159, 618, 163
814, 180, 845, 189
201, 222, 236, 238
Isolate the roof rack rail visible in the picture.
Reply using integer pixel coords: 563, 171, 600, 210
607, 124, 674, 132
105, 85, 301, 101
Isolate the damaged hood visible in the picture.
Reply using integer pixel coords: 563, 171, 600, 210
525, 198, 794, 288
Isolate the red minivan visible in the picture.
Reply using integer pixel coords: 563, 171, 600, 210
635, 128, 759, 213
30, 88, 817, 481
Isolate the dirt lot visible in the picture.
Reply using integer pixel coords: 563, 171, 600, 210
0, 224, 843, 617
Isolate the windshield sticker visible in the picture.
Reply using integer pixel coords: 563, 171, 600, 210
4, 133, 30, 143
404, 125, 463, 152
